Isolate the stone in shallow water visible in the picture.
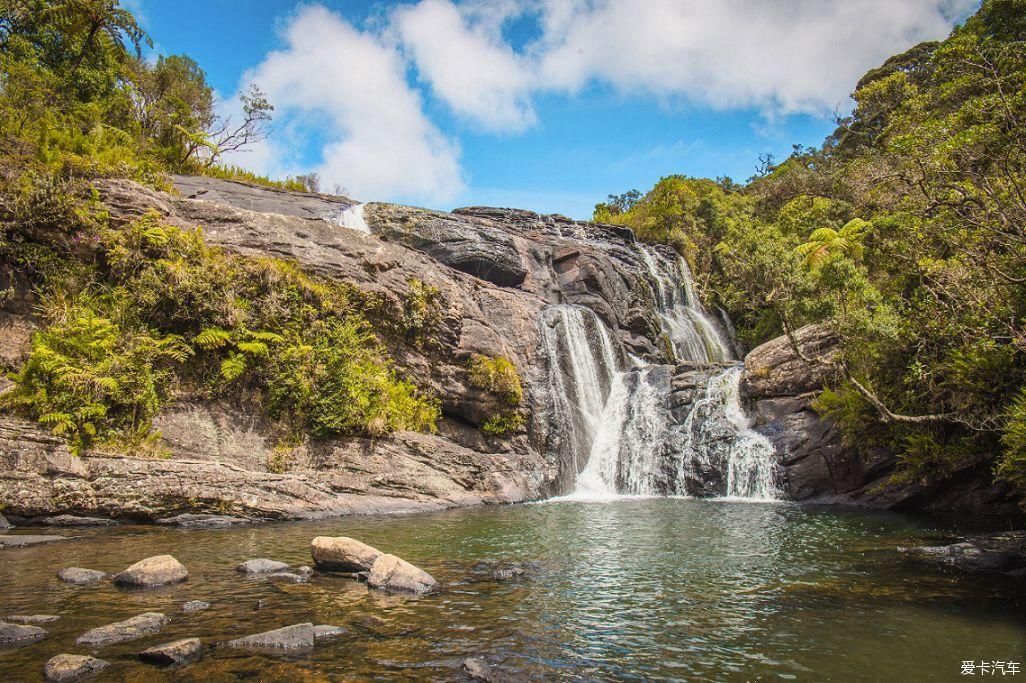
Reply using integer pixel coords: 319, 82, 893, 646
156, 514, 250, 528
266, 571, 308, 583
0, 621, 47, 644
226, 623, 315, 650
311, 536, 382, 572
462, 657, 495, 682
366, 553, 438, 594
113, 555, 188, 587
312, 625, 347, 641
7, 614, 60, 624
76, 612, 169, 647
181, 600, 210, 613
58, 567, 107, 585
43, 654, 109, 682
40, 515, 118, 527
236, 558, 290, 574
492, 564, 525, 581
139, 638, 203, 667
0, 513, 10, 529
0, 534, 67, 549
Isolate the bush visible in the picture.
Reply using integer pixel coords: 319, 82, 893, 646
467, 354, 522, 405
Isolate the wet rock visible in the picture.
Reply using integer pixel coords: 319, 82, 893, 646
312, 624, 347, 641
236, 558, 290, 574
311, 536, 382, 572
226, 622, 315, 650
40, 515, 117, 527
43, 654, 109, 682
139, 637, 203, 667
58, 567, 107, 585
462, 657, 495, 682
367, 553, 438, 594
7, 614, 60, 624
156, 514, 251, 528
113, 555, 188, 587
0, 534, 68, 549
0, 513, 10, 529
901, 531, 1026, 574
76, 612, 169, 646
266, 572, 308, 583
0, 621, 47, 644
295, 565, 314, 578
181, 600, 210, 613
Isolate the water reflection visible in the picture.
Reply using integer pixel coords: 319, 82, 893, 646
0, 499, 1022, 681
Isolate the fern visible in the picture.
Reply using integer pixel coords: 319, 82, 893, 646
193, 327, 232, 349
219, 353, 247, 382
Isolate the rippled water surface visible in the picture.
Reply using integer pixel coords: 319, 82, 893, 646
1, 499, 1023, 681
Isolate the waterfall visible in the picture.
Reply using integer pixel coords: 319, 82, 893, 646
636, 245, 733, 363
670, 366, 778, 500
539, 305, 620, 490
335, 204, 371, 233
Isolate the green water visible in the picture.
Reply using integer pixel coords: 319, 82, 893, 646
0, 499, 1023, 681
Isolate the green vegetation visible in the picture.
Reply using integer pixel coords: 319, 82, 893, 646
0, 1, 438, 453
595, 0, 1026, 499
467, 354, 524, 436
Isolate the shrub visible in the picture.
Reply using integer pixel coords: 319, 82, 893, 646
467, 354, 522, 406
481, 411, 526, 437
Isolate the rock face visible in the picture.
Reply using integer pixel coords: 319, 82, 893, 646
0, 621, 47, 644
227, 623, 315, 650
139, 638, 204, 667
311, 536, 382, 572
113, 555, 188, 587
76, 612, 169, 646
366, 553, 438, 594
58, 568, 107, 585
742, 325, 1020, 513
236, 558, 290, 574
43, 654, 109, 682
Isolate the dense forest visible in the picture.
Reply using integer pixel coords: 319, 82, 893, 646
3, 0, 1026, 503
595, 0, 1026, 498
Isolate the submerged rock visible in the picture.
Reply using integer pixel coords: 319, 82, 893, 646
0, 534, 68, 549
295, 565, 314, 578
901, 531, 1026, 574
462, 657, 495, 682
366, 553, 438, 594
139, 638, 203, 667
226, 623, 315, 650
58, 567, 107, 585
236, 558, 290, 574
43, 654, 109, 682
7, 614, 60, 624
266, 571, 308, 583
0, 621, 47, 644
113, 555, 188, 587
311, 536, 382, 572
181, 600, 210, 613
76, 612, 169, 646
492, 564, 525, 581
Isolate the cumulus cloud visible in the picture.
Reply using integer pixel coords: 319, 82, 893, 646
240, 4, 464, 203
392, 0, 536, 132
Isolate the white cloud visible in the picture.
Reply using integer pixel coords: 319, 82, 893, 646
239, 4, 464, 203
392, 0, 536, 132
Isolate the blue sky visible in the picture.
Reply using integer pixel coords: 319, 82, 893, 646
127, 0, 975, 218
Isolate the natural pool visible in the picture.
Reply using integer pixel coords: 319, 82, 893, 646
0, 499, 1023, 681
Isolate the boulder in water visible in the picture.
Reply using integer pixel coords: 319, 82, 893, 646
311, 536, 382, 572
236, 558, 290, 574
0, 621, 46, 644
492, 564, 525, 581
312, 624, 347, 641
43, 654, 109, 682
76, 612, 169, 646
462, 657, 495, 682
226, 623, 315, 650
901, 531, 1026, 574
0, 513, 11, 529
113, 555, 187, 587
181, 600, 210, 613
366, 553, 438, 594
139, 638, 203, 667
58, 567, 107, 585
0, 534, 68, 549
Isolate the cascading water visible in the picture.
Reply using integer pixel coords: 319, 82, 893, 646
335, 203, 371, 233
541, 243, 778, 501
636, 244, 733, 363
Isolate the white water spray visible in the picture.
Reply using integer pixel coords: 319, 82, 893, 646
335, 203, 371, 234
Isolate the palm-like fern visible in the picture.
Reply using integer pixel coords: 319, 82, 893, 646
796, 218, 870, 270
